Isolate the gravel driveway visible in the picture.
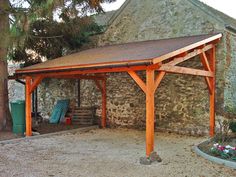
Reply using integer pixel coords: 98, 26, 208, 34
0, 128, 235, 177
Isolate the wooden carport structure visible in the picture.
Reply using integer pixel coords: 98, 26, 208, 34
14, 33, 222, 157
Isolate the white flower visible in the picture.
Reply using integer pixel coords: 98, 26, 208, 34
213, 143, 219, 147
223, 149, 229, 154
225, 145, 233, 149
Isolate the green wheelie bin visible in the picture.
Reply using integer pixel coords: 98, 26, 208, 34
10, 100, 26, 135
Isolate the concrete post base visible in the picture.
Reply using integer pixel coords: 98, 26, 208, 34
140, 151, 162, 165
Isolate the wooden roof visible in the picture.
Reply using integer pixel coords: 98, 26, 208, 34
16, 33, 222, 75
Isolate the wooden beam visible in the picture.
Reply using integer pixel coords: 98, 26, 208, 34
17, 60, 154, 75
209, 47, 216, 137
25, 76, 32, 136
154, 71, 165, 92
128, 71, 147, 93
18, 64, 161, 79
159, 65, 214, 77
101, 79, 106, 128
47, 75, 105, 80
167, 44, 213, 66
153, 33, 222, 64
146, 69, 155, 157
29, 76, 43, 94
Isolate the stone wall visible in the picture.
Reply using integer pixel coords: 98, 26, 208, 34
38, 79, 78, 119
224, 32, 236, 114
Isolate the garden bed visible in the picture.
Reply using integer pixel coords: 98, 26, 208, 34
198, 135, 236, 162
195, 134, 236, 169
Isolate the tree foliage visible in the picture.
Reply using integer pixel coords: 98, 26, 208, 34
9, 17, 102, 66
8, 0, 115, 65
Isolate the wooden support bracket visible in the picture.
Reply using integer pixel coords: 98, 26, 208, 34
94, 80, 103, 91
128, 71, 147, 93
154, 71, 166, 92
200, 51, 213, 94
30, 76, 43, 94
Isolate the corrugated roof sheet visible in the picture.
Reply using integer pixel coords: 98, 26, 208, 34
16, 33, 221, 74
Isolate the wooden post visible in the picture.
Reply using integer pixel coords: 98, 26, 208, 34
146, 69, 155, 156
25, 76, 32, 136
77, 79, 81, 107
101, 79, 106, 128
209, 47, 216, 137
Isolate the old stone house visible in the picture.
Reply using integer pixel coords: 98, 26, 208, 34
12, 0, 236, 135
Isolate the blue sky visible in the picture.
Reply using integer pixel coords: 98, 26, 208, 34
102, 0, 236, 19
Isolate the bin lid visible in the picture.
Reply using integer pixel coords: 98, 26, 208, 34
11, 100, 25, 104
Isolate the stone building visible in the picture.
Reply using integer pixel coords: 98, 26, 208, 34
12, 0, 236, 135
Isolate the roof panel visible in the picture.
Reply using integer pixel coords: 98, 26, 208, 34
16, 33, 222, 74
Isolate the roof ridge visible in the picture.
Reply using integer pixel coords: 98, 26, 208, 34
105, 0, 132, 28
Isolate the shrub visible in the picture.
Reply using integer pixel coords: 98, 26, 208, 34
229, 121, 236, 133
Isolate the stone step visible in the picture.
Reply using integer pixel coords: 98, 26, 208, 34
74, 111, 93, 115
73, 107, 95, 111
72, 119, 94, 125
73, 119, 93, 122
73, 118, 93, 121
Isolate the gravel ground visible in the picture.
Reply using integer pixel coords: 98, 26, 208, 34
0, 128, 235, 177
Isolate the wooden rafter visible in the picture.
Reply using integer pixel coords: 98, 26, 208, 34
167, 44, 213, 66
153, 33, 222, 64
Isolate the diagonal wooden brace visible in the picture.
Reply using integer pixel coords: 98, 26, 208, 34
94, 80, 103, 91
29, 76, 43, 94
128, 71, 147, 93
154, 71, 166, 92
200, 51, 213, 94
